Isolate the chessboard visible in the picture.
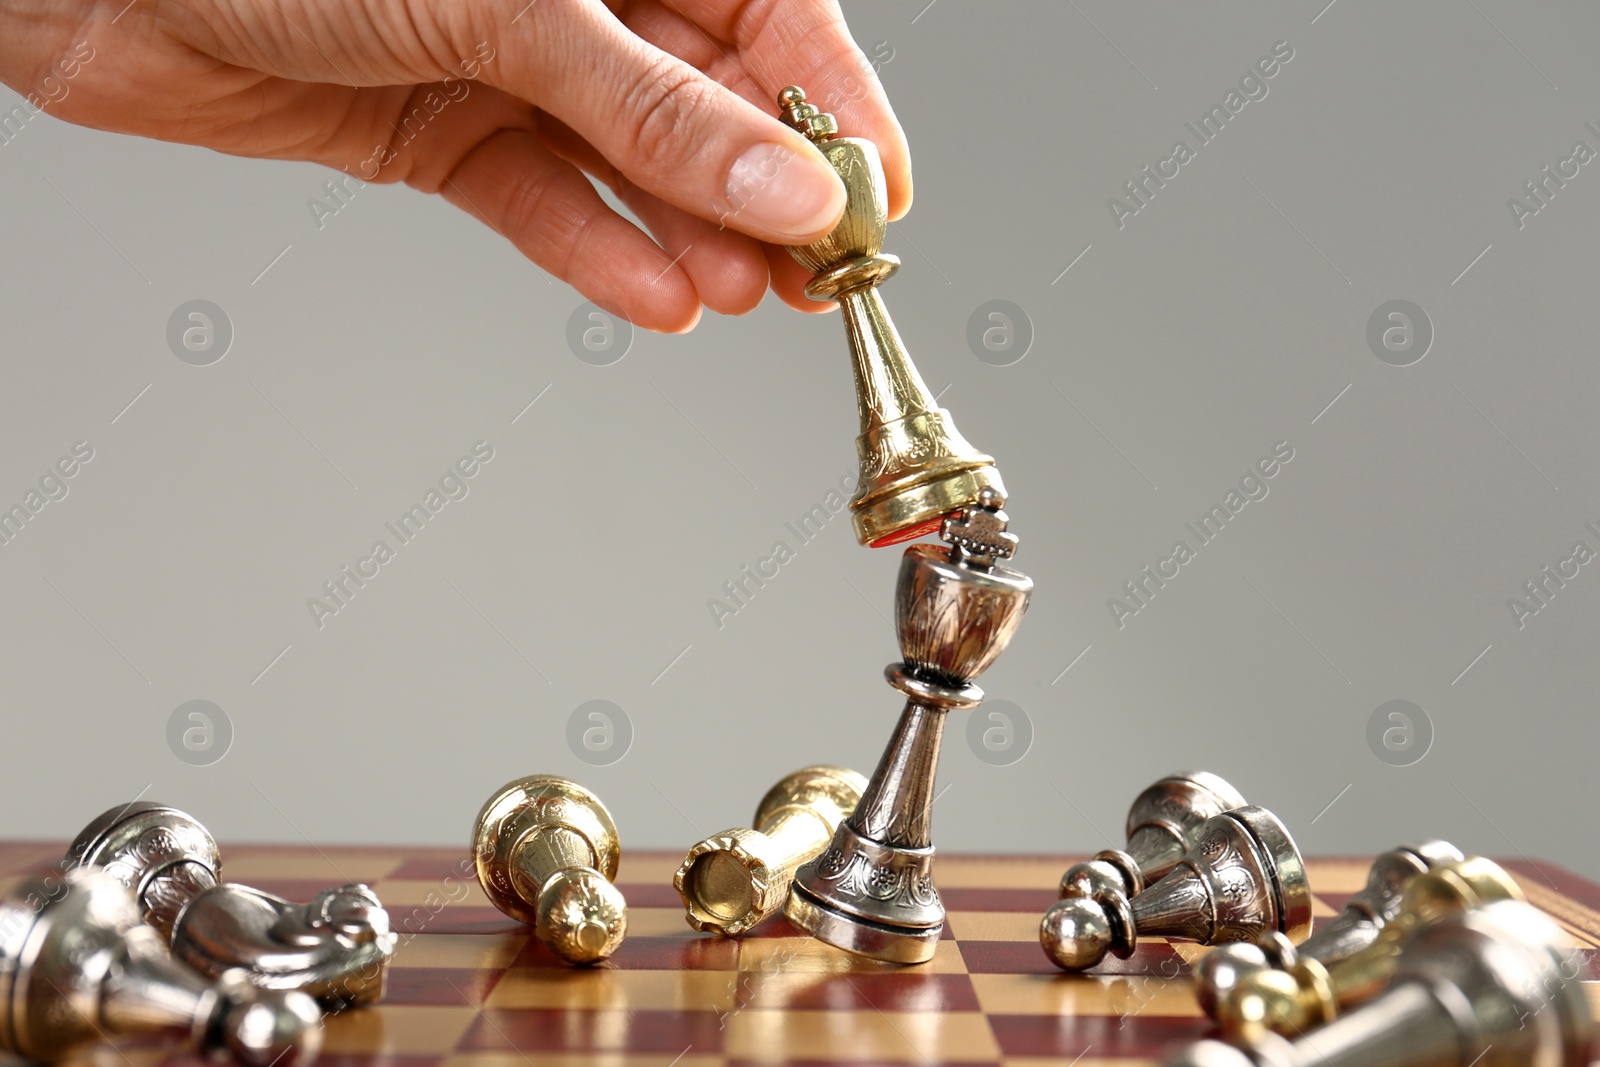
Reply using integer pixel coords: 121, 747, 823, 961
2, 843, 1598, 1066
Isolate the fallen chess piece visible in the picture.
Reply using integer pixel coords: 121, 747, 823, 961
1040, 806, 1311, 971
67, 801, 396, 1007
1165, 899, 1592, 1067
0, 866, 321, 1066
1058, 772, 1248, 903
1193, 839, 1463, 1019
786, 492, 1032, 964
1212, 854, 1524, 1039
473, 774, 626, 965
675, 765, 866, 936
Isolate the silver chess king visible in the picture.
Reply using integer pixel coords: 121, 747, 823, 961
777, 87, 1032, 964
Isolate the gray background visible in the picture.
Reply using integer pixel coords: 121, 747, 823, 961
2, 0, 1597, 879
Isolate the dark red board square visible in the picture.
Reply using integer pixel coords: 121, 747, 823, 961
400, 906, 525, 937
749, 972, 981, 1013
988, 1012, 1213, 1057
613, 883, 685, 908
1508, 860, 1600, 917
513, 934, 741, 971
380, 967, 503, 1006
0, 843, 63, 876
462, 1007, 726, 1053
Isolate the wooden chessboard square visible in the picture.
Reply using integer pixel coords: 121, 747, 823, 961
736, 915, 811, 940
738, 971, 982, 1013
933, 856, 1063, 889
0, 842, 61, 876
220, 848, 406, 883
961, 940, 1186, 978
945, 911, 1041, 942
626, 906, 703, 937
723, 1008, 1000, 1061
1310, 894, 1343, 919
388, 932, 525, 970
1297, 860, 1376, 895
514, 933, 743, 971
738, 937, 968, 974
971, 973, 1202, 1019
320, 1057, 446, 1067
616, 853, 688, 884
322, 1006, 478, 1055
618, 883, 694, 908
371, 878, 495, 910
986, 1012, 1207, 1058
381, 967, 505, 1007
460, 1007, 728, 1054
386, 853, 483, 881
487, 968, 739, 1012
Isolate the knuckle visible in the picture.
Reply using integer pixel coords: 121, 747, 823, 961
501, 162, 593, 278
620, 56, 714, 177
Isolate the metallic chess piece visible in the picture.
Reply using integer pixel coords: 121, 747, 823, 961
67, 801, 396, 1007
1214, 855, 1523, 1039
0, 867, 322, 1066
1165, 900, 1592, 1067
675, 765, 867, 936
785, 491, 1032, 963
1040, 806, 1311, 972
472, 775, 626, 965
777, 86, 1005, 548
1058, 772, 1248, 903
1194, 839, 1463, 1019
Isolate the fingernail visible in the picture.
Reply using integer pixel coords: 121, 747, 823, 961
725, 141, 845, 240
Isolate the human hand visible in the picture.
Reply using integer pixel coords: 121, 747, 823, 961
0, 0, 912, 331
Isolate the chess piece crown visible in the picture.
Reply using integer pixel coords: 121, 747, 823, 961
1166, 899, 1592, 1067
785, 489, 1031, 964
1214, 854, 1525, 1039
1040, 805, 1311, 972
0, 866, 322, 1066
473, 775, 627, 965
675, 765, 867, 936
777, 86, 1005, 548
1193, 839, 1463, 1020
67, 801, 396, 1007
1059, 772, 1248, 903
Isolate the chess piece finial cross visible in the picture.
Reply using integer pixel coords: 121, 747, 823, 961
777, 85, 838, 142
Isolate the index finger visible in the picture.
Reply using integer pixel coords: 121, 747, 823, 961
662, 0, 912, 220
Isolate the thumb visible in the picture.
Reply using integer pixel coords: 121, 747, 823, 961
487, 4, 847, 243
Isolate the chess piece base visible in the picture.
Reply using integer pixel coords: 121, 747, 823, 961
785, 822, 943, 965
785, 882, 941, 965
